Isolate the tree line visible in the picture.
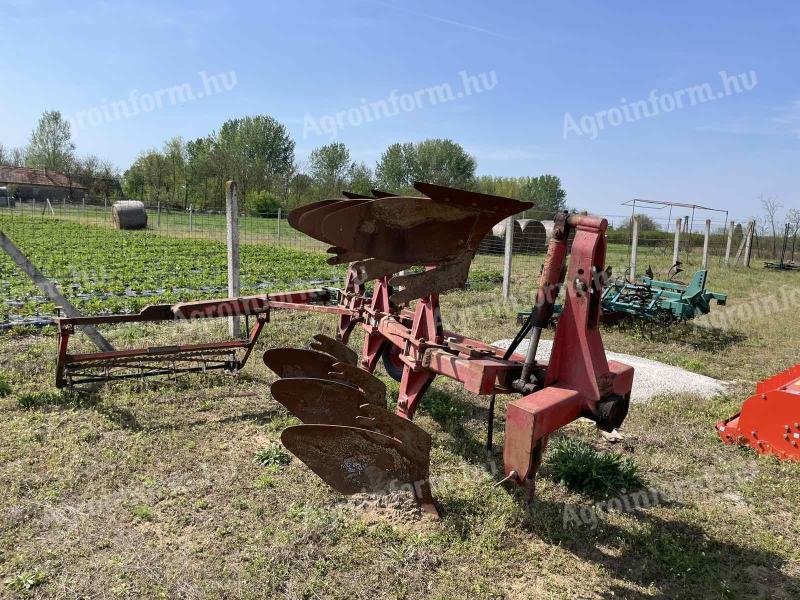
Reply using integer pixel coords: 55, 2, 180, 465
0, 110, 120, 197
1, 110, 568, 216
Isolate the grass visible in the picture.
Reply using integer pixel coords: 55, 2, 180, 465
0, 217, 799, 598
547, 437, 644, 498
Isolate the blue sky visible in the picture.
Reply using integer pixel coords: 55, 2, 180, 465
1, 0, 798, 222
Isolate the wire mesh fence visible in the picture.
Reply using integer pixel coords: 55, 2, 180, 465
0, 195, 791, 329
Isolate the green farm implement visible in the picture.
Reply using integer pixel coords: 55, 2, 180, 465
601, 269, 727, 321
520, 269, 727, 324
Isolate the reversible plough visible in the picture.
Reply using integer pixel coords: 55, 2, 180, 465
54, 182, 635, 515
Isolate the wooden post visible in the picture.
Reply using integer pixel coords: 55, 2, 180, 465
672, 218, 682, 266
502, 217, 514, 301
743, 220, 754, 267
683, 216, 689, 233
724, 221, 735, 266
630, 214, 640, 280
226, 181, 241, 338
276, 208, 282, 242
701, 219, 711, 268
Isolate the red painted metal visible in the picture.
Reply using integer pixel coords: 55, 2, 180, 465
717, 364, 800, 461
55, 289, 351, 388
503, 215, 634, 494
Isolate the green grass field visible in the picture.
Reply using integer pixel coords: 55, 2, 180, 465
0, 216, 798, 598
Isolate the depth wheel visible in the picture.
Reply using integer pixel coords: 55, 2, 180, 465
381, 344, 405, 382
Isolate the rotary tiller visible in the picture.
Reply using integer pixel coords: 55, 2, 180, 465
717, 364, 800, 461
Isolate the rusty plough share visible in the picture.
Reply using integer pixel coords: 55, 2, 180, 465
54, 182, 634, 516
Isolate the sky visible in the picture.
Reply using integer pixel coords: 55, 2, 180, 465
1, 0, 798, 223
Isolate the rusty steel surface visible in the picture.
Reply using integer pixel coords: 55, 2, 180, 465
263, 348, 339, 379
309, 333, 358, 366
281, 425, 423, 495
288, 182, 532, 304
271, 378, 367, 425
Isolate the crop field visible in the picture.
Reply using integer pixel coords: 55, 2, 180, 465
0, 204, 329, 249
0, 217, 798, 598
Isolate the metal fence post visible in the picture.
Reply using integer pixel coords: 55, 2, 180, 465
277, 208, 282, 242
157, 201, 161, 228
672, 218, 682, 266
189, 204, 193, 233
226, 181, 241, 338
31, 198, 35, 216
724, 221, 735, 266
629, 215, 640, 280
701, 219, 711, 268
502, 217, 514, 301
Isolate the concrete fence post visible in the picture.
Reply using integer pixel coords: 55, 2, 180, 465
226, 181, 241, 338
743, 220, 754, 267
672, 218, 682, 266
630, 214, 640, 280
188, 204, 194, 233
701, 219, 711, 268
724, 221, 735, 266
502, 217, 514, 301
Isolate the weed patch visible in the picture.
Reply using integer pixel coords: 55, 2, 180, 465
547, 437, 644, 498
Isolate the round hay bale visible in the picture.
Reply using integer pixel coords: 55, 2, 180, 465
112, 200, 148, 230
478, 218, 523, 255
517, 219, 550, 253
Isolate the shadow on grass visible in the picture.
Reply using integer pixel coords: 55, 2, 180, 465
419, 386, 494, 466
522, 497, 799, 599
16, 383, 282, 434
611, 319, 747, 351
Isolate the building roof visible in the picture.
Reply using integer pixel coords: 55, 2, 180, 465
0, 166, 87, 190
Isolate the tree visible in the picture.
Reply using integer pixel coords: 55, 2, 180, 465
788, 208, 800, 236
186, 136, 216, 208
375, 139, 476, 192
163, 137, 187, 207
375, 142, 417, 191
619, 214, 661, 232
9, 147, 26, 167
520, 175, 567, 213
308, 143, 351, 196
287, 173, 314, 208
411, 139, 476, 188
347, 162, 374, 196
214, 115, 295, 205
25, 110, 75, 172
760, 195, 783, 256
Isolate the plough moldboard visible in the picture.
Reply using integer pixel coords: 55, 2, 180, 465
54, 182, 635, 515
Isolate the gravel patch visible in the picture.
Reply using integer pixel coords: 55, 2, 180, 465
493, 338, 727, 403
